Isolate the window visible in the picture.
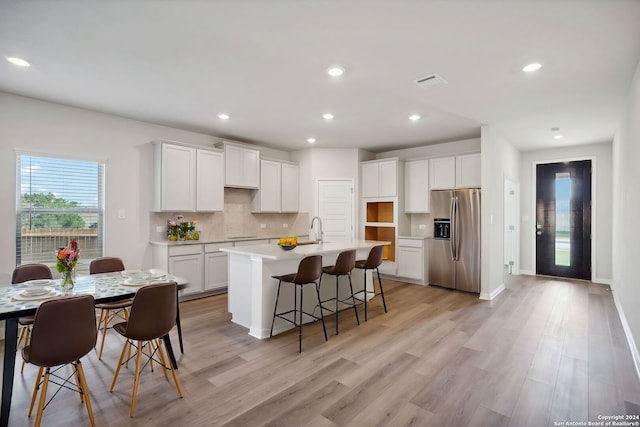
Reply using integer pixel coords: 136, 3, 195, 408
16, 154, 105, 272
555, 172, 571, 266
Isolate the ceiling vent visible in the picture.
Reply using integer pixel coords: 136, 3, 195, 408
415, 74, 448, 89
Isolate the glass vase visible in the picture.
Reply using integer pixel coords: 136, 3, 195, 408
61, 269, 75, 292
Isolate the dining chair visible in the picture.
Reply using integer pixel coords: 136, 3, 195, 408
110, 281, 183, 417
90, 256, 133, 359
11, 264, 53, 373
353, 245, 388, 321
270, 255, 327, 353
22, 294, 97, 427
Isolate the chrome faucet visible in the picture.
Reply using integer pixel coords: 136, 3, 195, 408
310, 216, 323, 243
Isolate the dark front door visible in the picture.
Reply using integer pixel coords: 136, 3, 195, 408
536, 160, 591, 280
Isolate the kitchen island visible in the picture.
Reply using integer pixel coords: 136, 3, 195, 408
221, 240, 390, 339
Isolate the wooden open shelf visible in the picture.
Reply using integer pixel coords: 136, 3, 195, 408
365, 225, 395, 262
366, 202, 394, 223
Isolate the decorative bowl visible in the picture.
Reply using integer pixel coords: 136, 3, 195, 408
278, 244, 297, 251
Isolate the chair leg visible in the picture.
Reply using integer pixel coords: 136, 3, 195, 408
110, 339, 129, 392
158, 339, 183, 397
377, 268, 387, 313
17, 326, 26, 347
20, 328, 32, 373
76, 361, 97, 427
28, 366, 44, 417
155, 339, 170, 381
72, 365, 84, 403
348, 273, 360, 325
34, 368, 50, 427
98, 309, 110, 359
314, 281, 328, 341
269, 280, 283, 338
129, 340, 143, 417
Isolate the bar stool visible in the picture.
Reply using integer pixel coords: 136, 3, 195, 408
318, 249, 359, 335
353, 245, 388, 321
270, 255, 328, 353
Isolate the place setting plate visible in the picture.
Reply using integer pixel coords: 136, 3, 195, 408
12, 286, 59, 301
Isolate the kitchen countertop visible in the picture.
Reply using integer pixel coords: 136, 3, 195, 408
150, 235, 308, 246
397, 235, 431, 240
220, 239, 391, 261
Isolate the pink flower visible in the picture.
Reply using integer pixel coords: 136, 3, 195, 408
70, 240, 78, 251
170, 221, 177, 227
176, 215, 184, 220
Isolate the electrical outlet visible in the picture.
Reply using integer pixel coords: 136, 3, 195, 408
283, 224, 288, 228
260, 224, 266, 229
117, 209, 126, 219
418, 224, 426, 230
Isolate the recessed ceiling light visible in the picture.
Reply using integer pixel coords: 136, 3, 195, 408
522, 62, 542, 73
322, 113, 334, 120
409, 114, 421, 121
307, 137, 316, 144
553, 134, 564, 139
217, 113, 230, 120
327, 66, 345, 77
7, 56, 30, 67
551, 127, 563, 139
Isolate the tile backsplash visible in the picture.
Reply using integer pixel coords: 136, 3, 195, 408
150, 188, 309, 242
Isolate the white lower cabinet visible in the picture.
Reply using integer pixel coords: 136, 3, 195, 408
204, 243, 232, 291
396, 238, 428, 284
167, 245, 204, 296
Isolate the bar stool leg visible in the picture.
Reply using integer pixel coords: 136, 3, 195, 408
348, 273, 360, 325
363, 270, 368, 321
377, 268, 387, 313
270, 280, 283, 339
335, 276, 340, 335
297, 284, 303, 353
314, 281, 328, 341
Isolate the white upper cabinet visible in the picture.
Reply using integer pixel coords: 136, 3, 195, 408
404, 159, 429, 213
362, 159, 398, 198
455, 153, 481, 188
252, 159, 299, 213
429, 156, 456, 190
196, 149, 224, 212
281, 162, 299, 212
224, 143, 260, 189
154, 142, 224, 212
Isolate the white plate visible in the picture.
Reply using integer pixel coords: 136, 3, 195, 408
121, 270, 145, 279
21, 287, 53, 297
13, 289, 58, 301
24, 279, 55, 286
146, 269, 167, 279
122, 278, 148, 287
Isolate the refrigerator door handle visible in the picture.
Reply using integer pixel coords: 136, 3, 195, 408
449, 195, 455, 261
454, 196, 461, 261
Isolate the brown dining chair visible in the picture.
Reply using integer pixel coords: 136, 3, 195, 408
110, 282, 183, 417
22, 294, 97, 427
353, 245, 388, 321
90, 256, 133, 359
318, 249, 360, 335
270, 255, 327, 353
11, 264, 53, 373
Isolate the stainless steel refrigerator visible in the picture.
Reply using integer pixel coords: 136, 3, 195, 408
428, 189, 481, 293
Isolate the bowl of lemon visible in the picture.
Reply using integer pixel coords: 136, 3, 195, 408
278, 236, 298, 251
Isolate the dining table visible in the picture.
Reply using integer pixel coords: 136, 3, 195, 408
0, 271, 188, 427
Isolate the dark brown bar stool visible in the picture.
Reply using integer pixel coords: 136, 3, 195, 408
270, 255, 328, 353
90, 257, 133, 360
353, 245, 388, 321
22, 295, 98, 427
11, 264, 53, 373
319, 249, 360, 335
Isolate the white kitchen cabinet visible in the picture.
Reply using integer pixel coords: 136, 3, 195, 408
281, 162, 299, 212
362, 159, 398, 198
396, 238, 428, 284
404, 159, 429, 213
153, 142, 224, 212
204, 243, 232, 291
196, 149, 224, 211
252, 160, 299, 213
167, 245, 204, 296
154, 143, 196, 211
429, 156, 456, 190
224, 143, 260, 189
455, 153, 481, 188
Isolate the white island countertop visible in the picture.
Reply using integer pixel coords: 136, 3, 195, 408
219, 239, 391, 260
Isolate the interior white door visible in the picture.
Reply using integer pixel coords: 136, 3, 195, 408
317, 180, 354, 241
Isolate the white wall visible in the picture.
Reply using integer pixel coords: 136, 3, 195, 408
518, 142, 612, 283
480, 126, 521, 299
0, 92, 290, 282
612, 60, 640, 367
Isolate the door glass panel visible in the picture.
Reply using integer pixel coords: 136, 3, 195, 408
555, 172, 571, 266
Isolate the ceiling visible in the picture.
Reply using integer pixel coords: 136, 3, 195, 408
1, 1, 639, 153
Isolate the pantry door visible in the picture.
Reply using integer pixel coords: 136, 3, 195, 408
316, 179, 355, 241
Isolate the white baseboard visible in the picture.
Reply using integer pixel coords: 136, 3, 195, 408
519, 270, 534, 276
593, 277, 612, 285
611, 287, 640, 382
480, 283, 505, 300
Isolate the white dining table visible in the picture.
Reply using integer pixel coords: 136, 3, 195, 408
0, 271, 188, 427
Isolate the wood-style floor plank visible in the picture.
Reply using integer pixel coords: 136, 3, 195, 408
1, 275, 639, 426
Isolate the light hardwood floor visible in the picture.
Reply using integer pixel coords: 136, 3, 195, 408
3, 275, 640, 426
